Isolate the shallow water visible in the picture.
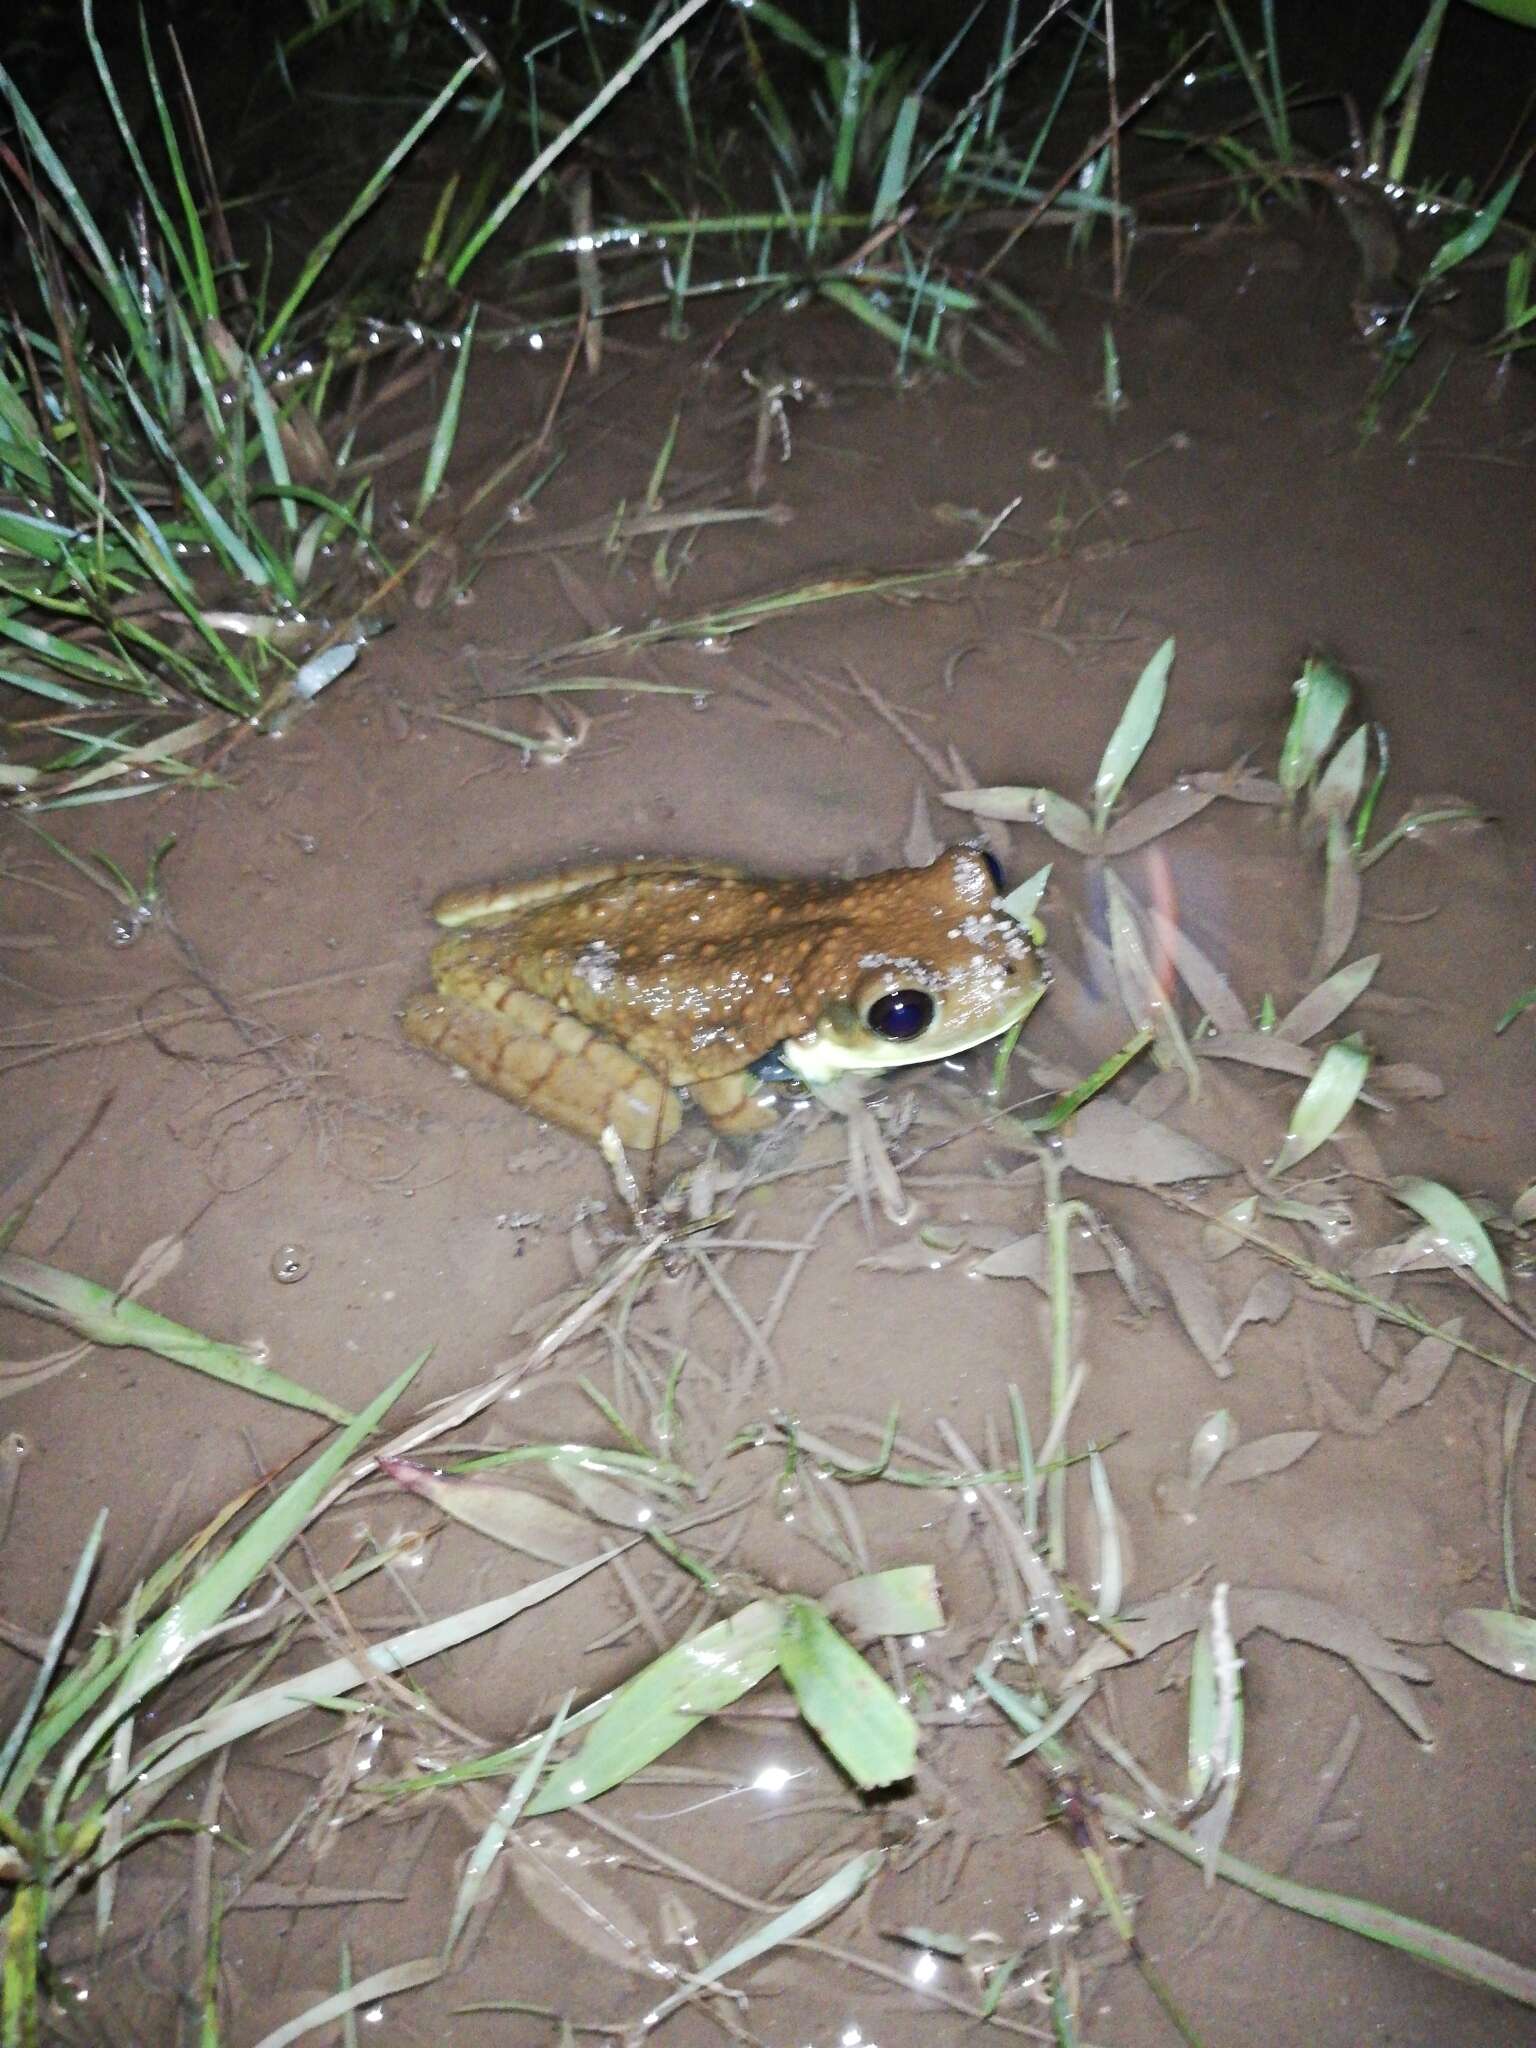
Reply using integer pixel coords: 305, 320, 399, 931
3, 220, 1534, 2046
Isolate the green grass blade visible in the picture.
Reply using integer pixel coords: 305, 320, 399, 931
1425, 170, 1522, 285
644, 1851, 884, 2032
414, 305, 477, 523
526, 1600, 783, 1814
1102, 1792, 1536, 2006
448, 1, 716, 288
0, 1512, 106, 1798
43, 1357, 423, 1835
0, 1252, 352, 1424
1270, 1034, 1371, 1175
261, 55, 482, 352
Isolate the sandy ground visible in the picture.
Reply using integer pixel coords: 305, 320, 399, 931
3, 219, 1534, 2046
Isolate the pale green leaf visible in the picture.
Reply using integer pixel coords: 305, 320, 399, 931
526, 1601, 783, 1815
777, 1598, 918, 1789
1093, 636, 1173, 830
643, 1851, 884, 2031
1443, 1608, 1536, 1681
1270, 1034, 1371, 1175
1389, 1177, 1508, 1301
942, 785, 1094, 849
821, 1566, 944, 1639
380, 1455, 607, 1564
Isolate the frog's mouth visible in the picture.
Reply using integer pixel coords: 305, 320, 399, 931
778, 968, 1048, 1087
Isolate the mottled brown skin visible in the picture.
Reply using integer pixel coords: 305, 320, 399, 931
402, 847, 1041, 1149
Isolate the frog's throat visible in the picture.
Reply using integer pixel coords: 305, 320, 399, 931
778, 979, 1047, 1087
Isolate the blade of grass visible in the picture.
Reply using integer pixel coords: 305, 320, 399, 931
0, 1252, 352, 1425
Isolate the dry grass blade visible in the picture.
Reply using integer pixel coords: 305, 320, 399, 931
641, 1850, 885, 2032
380, 1456, 614, 1564
1275, 954, 1380, 1042
1312, 815, 1363, 980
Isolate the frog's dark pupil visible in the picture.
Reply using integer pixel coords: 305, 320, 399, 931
867, 989, 934, 1042
980, 849, 1006, 892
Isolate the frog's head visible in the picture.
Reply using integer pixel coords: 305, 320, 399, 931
780, 846, 1048, 1085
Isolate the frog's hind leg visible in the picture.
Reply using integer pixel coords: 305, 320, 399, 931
402, 988, 682, 1148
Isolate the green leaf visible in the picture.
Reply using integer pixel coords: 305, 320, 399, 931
1092, 637, 1173, 831
777, 1598, 918, 1789
1389, 1177, 1508, 1301
1278, 656, 1351, 801
1270, 1033, 1371, 1175
526, 1601, 783, 1814
1425, 170, 1523, 285
871, 92, 920, 225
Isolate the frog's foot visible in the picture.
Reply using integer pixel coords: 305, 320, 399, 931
402, 988, 682, 1148
689, 1072, 781, 1136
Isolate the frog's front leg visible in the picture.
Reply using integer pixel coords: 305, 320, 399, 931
402, 986, 683, 1148
688, 1072, 781, 1136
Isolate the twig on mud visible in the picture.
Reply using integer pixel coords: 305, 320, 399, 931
0, 958, 417, 1074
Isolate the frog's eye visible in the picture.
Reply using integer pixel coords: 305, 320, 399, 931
866, 988, 935, 1042
979, 849, 1006, 893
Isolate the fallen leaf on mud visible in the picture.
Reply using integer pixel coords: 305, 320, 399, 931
1443, 1608, 1536, 1681
1157, 1251, 1231, 1375
974, 1231, 1113, 1287
1215, 1431, 1319, 1482
1219, 1269, 1295, 1355
1365, 1322, 1459, 1430
1050, 1099, 1235, 1186
1068, 1585, 1430, 1741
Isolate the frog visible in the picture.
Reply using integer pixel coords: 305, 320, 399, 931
401, 844, 1046, 1150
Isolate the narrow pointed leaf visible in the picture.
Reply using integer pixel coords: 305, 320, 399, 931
1389, 1177, 1508, 1301
1099, 782, 1217, 855
380, 1456, 606, 1564
1279, 657, 1351, 800
1308, 722, 1369, 829
1093, 636, 1173, 830
943, 785, 1095, 849
0, 1252, 350, 1424
1271, 1034, 1371, 1175
1276, 955, 1380, 1043
644, 1851, 884, 2031
527, 1602, 783, 1815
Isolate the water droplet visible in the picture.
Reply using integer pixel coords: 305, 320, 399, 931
294, 833, 318, 854
270, 1244, 312, 1284
107, 917, 138, 947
